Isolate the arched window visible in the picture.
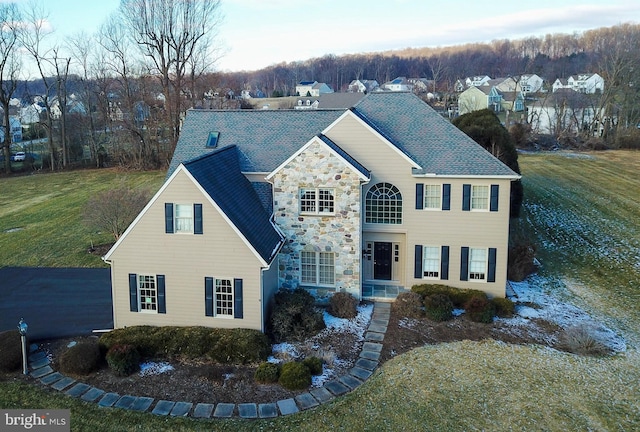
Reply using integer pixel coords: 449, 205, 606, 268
365, 183, 402, 224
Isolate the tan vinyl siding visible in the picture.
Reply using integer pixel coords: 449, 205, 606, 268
327, 112, 512, 297
109, 170, 268, 330
405, 178, 512, 298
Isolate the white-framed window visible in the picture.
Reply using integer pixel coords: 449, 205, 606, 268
215, 278, 234, 317
174, 204, 193, 232
423, 184, 441, 209
366, 182, 402, 224
469, 248, 487, 281
422, 246, 440, 278
300, 188, 335, 215
138, 275, 157, 313
301, 251, 335, 286
471, 185, 489, 211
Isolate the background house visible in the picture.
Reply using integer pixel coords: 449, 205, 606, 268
552, 73, 604, 94
296, 81, 334, 97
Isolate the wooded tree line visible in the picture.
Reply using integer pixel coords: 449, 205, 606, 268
1, 0, 638, 174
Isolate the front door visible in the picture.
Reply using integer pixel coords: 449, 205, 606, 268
374, 242, 392, 280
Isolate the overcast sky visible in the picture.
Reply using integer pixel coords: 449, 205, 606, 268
11, 0, 640, 73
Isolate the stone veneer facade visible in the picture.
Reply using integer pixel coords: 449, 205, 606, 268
272, 140, 363, 299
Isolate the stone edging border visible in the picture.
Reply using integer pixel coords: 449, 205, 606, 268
27, 302, 390, 419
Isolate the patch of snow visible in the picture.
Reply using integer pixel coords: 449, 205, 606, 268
270, 303, 374, 387
139, 361, 174, 377
509, 276, 627, 352
66, 341, 77, 348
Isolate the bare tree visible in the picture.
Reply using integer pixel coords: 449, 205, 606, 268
83, 181, 151, 241
118, 0, 222, 161
21, 2, 59, 170
0, 3, 21, 174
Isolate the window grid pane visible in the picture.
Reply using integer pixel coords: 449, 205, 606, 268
365, 183, 402, 224
424, 185, 441, 209
423, 246, 440, 278
318, 189, 334, 213
300, 189, 316, 213
215, 279, 233, 316
175, 204, 193, 232
469, 248, 487, 280
139, 275, 157, 311
471, 186, 489, 210
301, 251, 316, 284
318, 252, 335, 285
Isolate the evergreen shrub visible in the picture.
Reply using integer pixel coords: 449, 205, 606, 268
328, 292, 358, 319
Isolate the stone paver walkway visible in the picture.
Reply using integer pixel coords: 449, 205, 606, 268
27, 302, 390, 419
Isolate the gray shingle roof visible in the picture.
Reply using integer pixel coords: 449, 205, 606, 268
169, 109, 344, 176
352, 92, 517, 176
171, 92, 518, 179
183, 146, 283, 264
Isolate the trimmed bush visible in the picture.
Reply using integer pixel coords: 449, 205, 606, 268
393, 292, 424, 318
105, 344, 140, 376
424, 293, 454, 322
508, 243, 537, 282
328, 292, 358, 319
412, 284, 487, 308
59, 341, 101, 375
464, 296, 496, 323
0, 330, 22, 372
254, 362, 280, 384
559, 324, 609, 356
278, 361, 312, 390
99, 326, 271, 364
302, 356, 323, 375
268, 288, 326, 343
491, 297, 515, 318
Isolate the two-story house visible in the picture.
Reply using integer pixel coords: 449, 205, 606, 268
348, 79, 379, 93
381, 77, 413, 92
552, 74, 604, 94
296, 81, 334, 97
103, 92, 519, 332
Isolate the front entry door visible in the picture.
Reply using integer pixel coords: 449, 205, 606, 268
374, 242, 392, 280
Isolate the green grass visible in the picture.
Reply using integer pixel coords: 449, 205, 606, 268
1, 154, 640, 430
0, 169, 164, 267
511, 150, 640, 345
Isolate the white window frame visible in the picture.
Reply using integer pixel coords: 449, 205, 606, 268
422, 246, 440, 279
174, 203, 194, 233
215, 278, 234, 318
300, 188, 335, 215
423, 184, 441, 210
471, 185, 489, 211
468, 248, 487, 281
300, 251, 335, 286
138, 274, 158, 313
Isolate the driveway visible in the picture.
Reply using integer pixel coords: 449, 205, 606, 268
0, 267, 112, 340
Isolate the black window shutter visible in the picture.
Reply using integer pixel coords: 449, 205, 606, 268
234, 279, 244, 319
490, 185, 499, 212
488, 248, 497, 282
129, 273, 138, 312
462, 184, 471, 211
415, 184, 424, 210
194, 203, 203, 234
205, 277, 213, 317
442, 184, 451, 211
460, 247, 469, 281
440, 246, 450, 280
157, 275, 166, 313
165, 203, 174, 233
414, 245, 423, 278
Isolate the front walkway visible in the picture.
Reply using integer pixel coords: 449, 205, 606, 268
26, 302, 391, 419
